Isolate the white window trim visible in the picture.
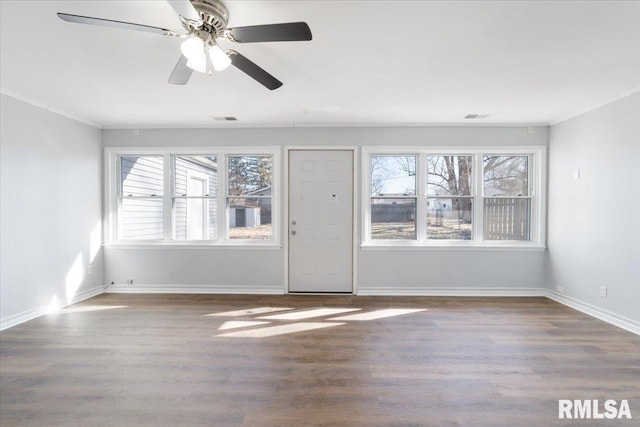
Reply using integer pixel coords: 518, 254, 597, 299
104, 146, 281, 247
361, 145, 546, 249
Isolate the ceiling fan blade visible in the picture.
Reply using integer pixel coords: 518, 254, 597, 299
168, 55, 194, 85
166, 0, 201, 22
57, 13, 173, 36
228, 51, 282, 90
228, 22, 312, 43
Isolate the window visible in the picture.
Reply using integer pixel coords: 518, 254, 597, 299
370, 155, 417, 240
482, 155, 530, 241
118, 155, 164, 240
363, 147, 545, 247
227, 155, 272, 240
173, 155, 217, 240
107, 148, 279, 245
427, 155, 473, 240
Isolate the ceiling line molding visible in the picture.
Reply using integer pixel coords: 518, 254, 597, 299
0, 88, 102, 129
550, 86, 640, 126
102, 122, 550, 130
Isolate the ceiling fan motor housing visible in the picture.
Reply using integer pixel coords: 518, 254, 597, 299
188, 0, 229, 37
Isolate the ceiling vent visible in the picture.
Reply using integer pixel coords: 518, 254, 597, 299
465, 114, 491, 119
213, 116, 237, 121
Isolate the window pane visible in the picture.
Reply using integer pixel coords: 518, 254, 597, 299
483, 155, 528, 196
228, 197, 272, 240
371, 156, 416, 196
484, 198, 531, 240
119, 198, 163, 240
120, 156, 164, 196
427, 155, 472, 196
427, 198, 472, 240
173, 155, 218, 241
371, 198, 416, 239
228, 156, 272, 196
174, 197, 217, 240
174, 155, 217, 197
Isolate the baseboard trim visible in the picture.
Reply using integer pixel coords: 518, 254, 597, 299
0, 286, 104, 331
356, 286, 546, 297
105, 284, 286, 295
544, 290, 640, 336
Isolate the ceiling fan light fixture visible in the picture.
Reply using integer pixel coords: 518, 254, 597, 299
181, 37, 207, 72
58, 0, 313, 89
209, 44, 231, 71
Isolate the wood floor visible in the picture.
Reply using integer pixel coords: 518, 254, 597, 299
1, 294, 639, 426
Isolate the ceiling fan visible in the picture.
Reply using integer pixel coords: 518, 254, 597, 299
57, 0, 312, 90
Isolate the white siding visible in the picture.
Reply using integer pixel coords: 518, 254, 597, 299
119, 156, 163, 240
173, 157, 217, 240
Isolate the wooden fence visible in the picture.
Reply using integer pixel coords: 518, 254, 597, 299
371, 203, 415, 223
483, 198, 530, 240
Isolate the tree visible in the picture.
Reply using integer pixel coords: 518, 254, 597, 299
483, 156, 528, 196
371, 155, 416, 196
427, 156, 472, 222
227, 156, 272, 209
228, 156, 272, 196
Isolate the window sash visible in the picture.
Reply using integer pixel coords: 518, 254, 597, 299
482, 154, 531, 197
117, 196, 164, 241
426, 154, 473, 197
370, 197, 417, 240
483, 197, 531, 241
426, 196, 473, 240
370, 154, 417, 197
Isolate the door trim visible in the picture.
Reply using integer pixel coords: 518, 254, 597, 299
284, 146, 358, 294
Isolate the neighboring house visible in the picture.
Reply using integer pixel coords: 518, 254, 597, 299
120, 155, 217, 240
229, 186, 271, 227
229, 205, 261, 227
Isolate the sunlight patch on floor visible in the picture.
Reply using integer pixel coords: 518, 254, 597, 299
204, 307, 293, 317
329, 308, 427, 321
216, 322, 345, 338
218, 320, 270, 331
60, 305, 127, 314
257, 308, 361, 320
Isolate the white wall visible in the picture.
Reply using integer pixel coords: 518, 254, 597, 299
103, 126, 548, 295
0, 94, 103, 330
547, 93, 640, 325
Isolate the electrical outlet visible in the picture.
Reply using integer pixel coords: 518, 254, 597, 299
556, 285, 565, 294
599, 286, 607, 298
87, 264, 93, 275
127, 279, 134, 285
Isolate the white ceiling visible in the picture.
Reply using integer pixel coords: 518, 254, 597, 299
1, 0, 639, 128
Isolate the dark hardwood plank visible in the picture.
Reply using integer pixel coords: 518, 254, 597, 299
1, 294, 639, 426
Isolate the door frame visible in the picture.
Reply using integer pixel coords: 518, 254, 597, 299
284, 146, 358, 294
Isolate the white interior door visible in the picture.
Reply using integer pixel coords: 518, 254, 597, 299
289, 150, 353, 293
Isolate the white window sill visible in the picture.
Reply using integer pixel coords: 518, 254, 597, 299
104, 242, 282, 250
360, 242, 546, 252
